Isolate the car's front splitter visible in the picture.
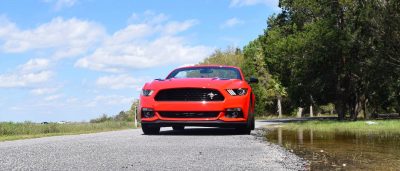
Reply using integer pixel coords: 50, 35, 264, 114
141, 120, 247, 128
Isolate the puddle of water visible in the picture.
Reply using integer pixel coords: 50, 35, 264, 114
266, 127, 400, 170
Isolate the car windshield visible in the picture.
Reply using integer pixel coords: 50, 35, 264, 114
167, 67, 242, 80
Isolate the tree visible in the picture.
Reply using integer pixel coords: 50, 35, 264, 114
267, 77, 287, 117
197, 0, 400, 119
243, 39, 278, 115
199, 47, 244, 67
253, 0, 400, 120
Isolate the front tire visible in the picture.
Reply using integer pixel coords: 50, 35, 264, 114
235, 126, 251, 135
250, 113, 255, 130
142, 124, 160, 135
236, 103, 255, 135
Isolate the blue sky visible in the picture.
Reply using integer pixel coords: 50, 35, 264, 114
0, 0, 279, 122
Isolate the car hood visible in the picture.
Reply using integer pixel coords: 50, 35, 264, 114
143, 78, 247, 90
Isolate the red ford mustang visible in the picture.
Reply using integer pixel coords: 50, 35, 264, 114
139, 65, 258, 135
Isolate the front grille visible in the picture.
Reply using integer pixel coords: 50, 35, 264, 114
154, 88, 224, 101
158, 111, 220, 118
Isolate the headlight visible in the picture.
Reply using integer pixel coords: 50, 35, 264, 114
141, 89, 154, 96
226, 88, 248, 96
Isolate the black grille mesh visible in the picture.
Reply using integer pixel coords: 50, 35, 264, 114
158, 111, 220, 118
154, 88, 224, 101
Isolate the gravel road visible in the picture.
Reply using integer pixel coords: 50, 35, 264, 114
0, 121, 305, 171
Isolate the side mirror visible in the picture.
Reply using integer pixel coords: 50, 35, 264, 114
248, 77, 259, 84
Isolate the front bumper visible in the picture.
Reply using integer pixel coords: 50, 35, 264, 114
139, 95, 251, 123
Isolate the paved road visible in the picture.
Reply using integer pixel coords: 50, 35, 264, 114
0, 121, 305, 171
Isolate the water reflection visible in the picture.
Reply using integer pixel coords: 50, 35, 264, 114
266, 126, 400, 170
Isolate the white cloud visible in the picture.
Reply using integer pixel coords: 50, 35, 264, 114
220, 18, 244, 28
0, 17, 105, 58
75, 12, 212, 72
10, 106, 22, 111
66, 97, 78, 103
86, 95, 134, 107
44, 94, 63, 101
179, 64, 196, 68
128, 10, 169, 25
76, 36, 210, 72
0, 71, 53, 88
43, 0, 78, 10
229, 0, 278, 7
96, 74, 143, 90
108, 24, 155, 44
0, 15, 17, 38
1, 14, 210, 74
19, 58, 50, 73
54, 0, 77, 10
30, 87, 59, 95
163, 20, 199, 35
0, 58, 53, 88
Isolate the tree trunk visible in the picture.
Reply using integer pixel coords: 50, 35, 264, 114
350, 93, 358, 121
361, 95, 367, 119
309, 95, 314, 117
333, 0, 346, 120
277, 96, 282, 118
297, 107, 303, 118
336, 99, 346, 120
364, 98, 369, 119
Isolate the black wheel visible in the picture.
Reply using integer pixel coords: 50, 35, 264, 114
142, 124, 160, 135
172, 126, 185, 131
236, 102, 255, 135
235, 126, 251, 135
250, 113, 255, 130
248, 100, 255, 130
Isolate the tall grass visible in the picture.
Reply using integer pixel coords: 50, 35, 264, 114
281, 120, 400, 134
0, 121, 135, 141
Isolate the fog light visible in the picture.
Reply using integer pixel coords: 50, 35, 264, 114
141, 108, 155, 118
225, 108, 243, 118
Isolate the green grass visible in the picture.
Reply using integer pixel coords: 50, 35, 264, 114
0, 121, 136, 141
255, 115, 293, 120
279, 120, 400, 134
255, 113, 337, 120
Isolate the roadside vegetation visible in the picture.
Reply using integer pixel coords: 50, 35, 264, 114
0, 121, 134, 141
0, 102, 139, 141
277, 120, 400, 135
199, 0, 400, 121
